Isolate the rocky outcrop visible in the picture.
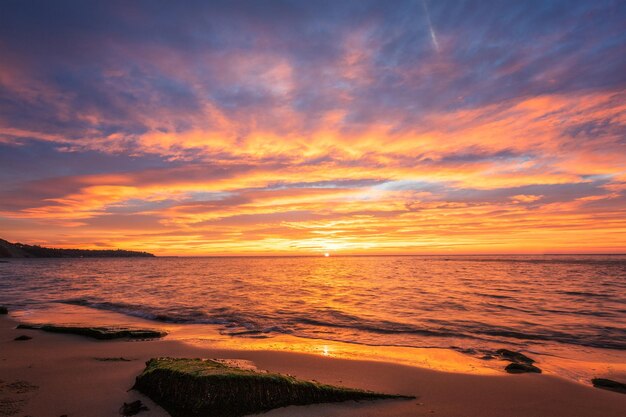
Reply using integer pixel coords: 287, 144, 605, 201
133, 357, 414, 417
16, 324, 166, 340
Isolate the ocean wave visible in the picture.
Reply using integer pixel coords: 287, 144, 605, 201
62, 298, 215, 324
59, 298, 626, 351
439, 257, 626, 266
559, 290, 608, 298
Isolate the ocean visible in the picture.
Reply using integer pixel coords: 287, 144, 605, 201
1, 255, 625, 381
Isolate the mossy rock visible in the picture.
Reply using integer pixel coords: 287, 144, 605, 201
16, 324, 166, 340
133, 358, 414, 417
592, 378, 626, 394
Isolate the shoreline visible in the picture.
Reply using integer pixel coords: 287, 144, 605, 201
2, 314, 626, 417
7, 302, 626, 384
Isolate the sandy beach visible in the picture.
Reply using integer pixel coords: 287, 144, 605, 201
2, 315, 625, 417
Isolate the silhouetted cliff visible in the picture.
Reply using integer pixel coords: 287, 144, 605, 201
0, 238, 155, 258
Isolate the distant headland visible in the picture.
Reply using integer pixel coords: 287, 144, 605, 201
0, 238, 155, 258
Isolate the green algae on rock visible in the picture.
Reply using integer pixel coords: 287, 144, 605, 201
133, 357, 415, 417
16, 324, 166, 340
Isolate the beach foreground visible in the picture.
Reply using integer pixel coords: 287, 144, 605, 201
1, 316, 625, 417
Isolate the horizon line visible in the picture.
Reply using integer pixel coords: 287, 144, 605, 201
152, 253, 626, 258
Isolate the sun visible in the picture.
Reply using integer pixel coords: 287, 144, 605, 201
324, 252, 330, 257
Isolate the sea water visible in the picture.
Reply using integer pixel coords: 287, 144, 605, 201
1, 255, 625, 382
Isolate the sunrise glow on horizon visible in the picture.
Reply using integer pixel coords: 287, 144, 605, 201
1, 1, 625, 256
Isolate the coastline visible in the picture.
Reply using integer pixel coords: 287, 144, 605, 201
3, 255, 625, 388
2, 314, 625, 417
7, 302, 626, 383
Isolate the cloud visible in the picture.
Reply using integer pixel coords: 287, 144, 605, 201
0, 0, 624, 254
510, 195, 543, 204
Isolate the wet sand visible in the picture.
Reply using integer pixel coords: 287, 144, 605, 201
1, 315, 625, 417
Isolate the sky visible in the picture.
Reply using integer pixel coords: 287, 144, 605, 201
0, 0, 625, 255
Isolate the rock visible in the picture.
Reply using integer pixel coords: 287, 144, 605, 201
133, 357, 415, 417
591, 378, 626, 394
94, 357, 133, 362
14, 335, 32, 341
505, 362, 542, 374
119, 400, 148, 416
16, 324, 166, 340
0, 306, 7, 314
495, 349, 534, 364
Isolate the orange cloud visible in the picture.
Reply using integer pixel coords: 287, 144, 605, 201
1, 91, 625, 255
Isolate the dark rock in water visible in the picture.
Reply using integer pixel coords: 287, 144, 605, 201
14, 335, 32, 341
496, 349, 540, 373
505, 362, 542, 374
481, 354, 495, 360
495, 349, 535, 364
0, 306, 7, 314
16, 324, 166, 340
591, 378, 626, 394
119, 400, 149, 416
133, 357, 415, 417
94, 357, 133, 362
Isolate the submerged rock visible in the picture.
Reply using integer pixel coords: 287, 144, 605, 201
94, 357, 133, 362
13, 335, 32, 341
495, 349, 535, 364
16, 324, 166, 340
591, 378, 626, 394
0, 306, 7, 314
133, 357, 415, 417
495, 349, 541, 373
119, 400, 149, 416
505, 362, 542, 374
